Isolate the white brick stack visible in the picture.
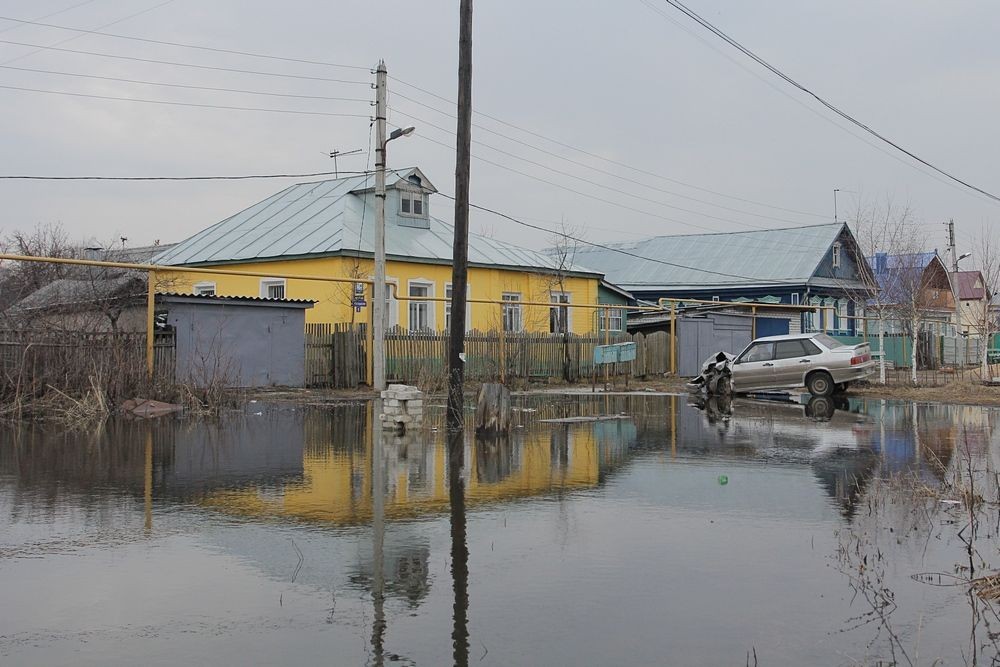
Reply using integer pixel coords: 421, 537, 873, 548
379, 384, 424, 431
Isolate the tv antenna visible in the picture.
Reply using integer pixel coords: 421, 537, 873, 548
328, 148, 363, 177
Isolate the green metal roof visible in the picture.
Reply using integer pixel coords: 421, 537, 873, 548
572, 223, 851, 290
155, 168, 598, 276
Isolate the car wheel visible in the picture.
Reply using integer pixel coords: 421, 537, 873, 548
806, 371, 834, 397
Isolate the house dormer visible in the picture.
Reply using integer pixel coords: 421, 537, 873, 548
391, 168, 435, 230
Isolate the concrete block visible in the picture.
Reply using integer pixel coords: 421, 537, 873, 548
388, 384, 411, 392
396, 392, 422, 401
394, 414, 413, 424
406, 399, 423, 409
385, 399, 400, 407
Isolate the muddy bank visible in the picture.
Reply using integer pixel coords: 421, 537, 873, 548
848, 380, 1000, 406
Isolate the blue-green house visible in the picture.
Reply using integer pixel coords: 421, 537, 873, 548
596, 279, 632, 334
574, 223, 873, 336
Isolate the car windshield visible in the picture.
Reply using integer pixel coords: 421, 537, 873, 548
812, 333, 843, 350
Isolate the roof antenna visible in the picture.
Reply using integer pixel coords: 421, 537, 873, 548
328, 148, 363, 178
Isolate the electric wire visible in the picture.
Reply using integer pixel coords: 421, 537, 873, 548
0, 64, 372, 103
430, 189, 801, 285
0, 171, 373, 181
0, 13, 370, 71
0, 83, 372, 118
2, 0, 176, 67
0, 0, 100, 36
656, 0, 1000, 205
390, 75, 831, 219
0, 38, 370, 85
390, 100, 817, 226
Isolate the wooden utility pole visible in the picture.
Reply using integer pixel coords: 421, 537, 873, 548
447, 0, 473, 430
373, 61, 388, 391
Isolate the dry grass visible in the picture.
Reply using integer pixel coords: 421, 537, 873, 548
850, 379, 1000, 406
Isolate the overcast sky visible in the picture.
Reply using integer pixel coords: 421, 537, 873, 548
1, 0, 998, 258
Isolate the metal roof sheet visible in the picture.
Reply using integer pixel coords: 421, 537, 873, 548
154, 170, 596, 275
571, 223, 848, 290
157, 292, 316, 306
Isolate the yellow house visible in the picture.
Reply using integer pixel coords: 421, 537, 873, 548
154, 168, 603, 335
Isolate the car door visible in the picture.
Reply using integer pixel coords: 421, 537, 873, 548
771, 339, 810, 388
732, 342, 775, 391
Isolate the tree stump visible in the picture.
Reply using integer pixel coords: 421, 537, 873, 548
475, 383, 511, 436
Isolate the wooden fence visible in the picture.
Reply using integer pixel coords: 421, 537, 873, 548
304, 326, 672, 388
305, 323, 368, 388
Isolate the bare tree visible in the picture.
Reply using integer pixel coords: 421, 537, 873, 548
0, 223, 76, 316
543, 222, 583, 382
969, 227, 1000, 377
848, 198, 917, 384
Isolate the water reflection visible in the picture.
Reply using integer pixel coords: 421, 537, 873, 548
1, 395, 998, 666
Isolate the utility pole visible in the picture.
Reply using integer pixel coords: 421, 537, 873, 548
373, 61, 388, 391
833, 188, 840, 224
446, 0, 473, 431
947, 219, 958, 272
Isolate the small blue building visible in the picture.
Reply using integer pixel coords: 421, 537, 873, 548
573, 223, 873, 336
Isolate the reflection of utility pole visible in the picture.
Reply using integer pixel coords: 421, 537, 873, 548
144, 430, 153, 533
448, 430, 470, 667
370, 398, 386, 666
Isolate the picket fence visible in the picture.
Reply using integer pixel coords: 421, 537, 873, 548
303, 325, 672, 388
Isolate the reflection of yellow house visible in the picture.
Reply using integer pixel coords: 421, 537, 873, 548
201, 423, 611, 524
153, 168, 602, 335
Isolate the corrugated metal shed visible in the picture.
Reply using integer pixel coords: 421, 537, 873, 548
154, 168, 597, 275
572, 223, 847, 290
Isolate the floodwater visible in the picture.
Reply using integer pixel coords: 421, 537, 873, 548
1, 393, 999, 666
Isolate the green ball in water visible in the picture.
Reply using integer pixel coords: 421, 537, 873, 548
717, 475, 729, 485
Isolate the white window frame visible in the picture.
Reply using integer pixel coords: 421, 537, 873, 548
549, 291, 571, 334
832, 242, 842, 269
791, 293, 800, 306
599, 307, 624, 332
398, 189, 426, 218
502, 292, 522, 332
445, 282, 471, 332
382, 278, 400, 329
260, 278, 286, 300
712, 295, 720, 302
407, 279, 434, 332
193, 281, 217, 296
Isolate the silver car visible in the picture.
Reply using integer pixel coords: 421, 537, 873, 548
730, 332, 875, 396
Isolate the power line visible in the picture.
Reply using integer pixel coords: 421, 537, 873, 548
0, 13, 370, 71
430, 190, 799, 284
0, 0, 100, 36
2, 0, 176, 67
0, 38, 370, 85
0, 64, 372, 103
0, 170, 373, 181
390, 75, 829, 219
0, 83, 372, 118
390, 100, 820, 226
656, 0, 1000, 206
392, 106, 820, 230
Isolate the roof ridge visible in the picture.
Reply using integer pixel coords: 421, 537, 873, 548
577, 222, 844, 250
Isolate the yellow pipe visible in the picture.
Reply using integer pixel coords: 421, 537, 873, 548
0, 253, 375, 286
656, 296, 815, 311
671, 302, 677, 374
147, 270, 156, 380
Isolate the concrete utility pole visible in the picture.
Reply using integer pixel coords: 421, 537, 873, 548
446, 0, 473, 431
373, 61, 388, 391
947, 219, 958, 272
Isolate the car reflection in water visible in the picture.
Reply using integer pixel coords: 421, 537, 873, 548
686, 392, 879, 518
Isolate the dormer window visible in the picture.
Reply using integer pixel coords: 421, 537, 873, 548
400, 190, 424, 216
832, 242, 842, 268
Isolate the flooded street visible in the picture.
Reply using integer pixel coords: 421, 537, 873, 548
2, 394, 999, 666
